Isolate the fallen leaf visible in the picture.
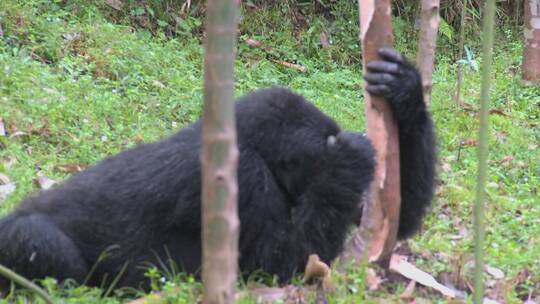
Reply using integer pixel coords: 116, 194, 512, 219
457, 101, 475, 111
62, 32, 82, 43
55, 164, 87, 174
244, 1, 257, 8
320, 31, 329, 49
303, 254, 330, 284
246, 38, 262, 48
501, 155, 513, 163
35, 172, 57, 190
0, 173, 10, 185
272, 60, 307, 73
0, 183, 16, 201
485, 265, 504, 280
488, 109, 508, 116
9, 131, 28, 139
152, 80, 166, 89
134, 133, 144, 143
461, 139, 478, 147
0, 118, 5, 136
515, 161, 527, 168
105, 0, 124, 10
489, 156, 514, 166
389, 254, 464, 298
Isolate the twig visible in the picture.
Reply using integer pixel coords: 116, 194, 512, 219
272, 60, 307, 73
0, 264, 54, 304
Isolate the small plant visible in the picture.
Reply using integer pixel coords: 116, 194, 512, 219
457, 45, 479, 72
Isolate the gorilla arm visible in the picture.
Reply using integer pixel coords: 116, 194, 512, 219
238, 133, 375, 282
396, 101, 436, 239
364, 48, 437, 239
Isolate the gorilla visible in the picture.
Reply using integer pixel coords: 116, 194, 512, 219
0, 48, 435, 290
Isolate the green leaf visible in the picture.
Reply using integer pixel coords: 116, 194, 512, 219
439, 17, 454, 40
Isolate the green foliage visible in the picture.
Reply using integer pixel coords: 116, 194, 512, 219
395, 0, 524, 28
0, 0, 538, 302
438, 17, 454, 41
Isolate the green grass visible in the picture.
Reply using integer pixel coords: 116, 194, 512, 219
1, 0, 539, 302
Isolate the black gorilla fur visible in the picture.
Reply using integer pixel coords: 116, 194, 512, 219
0, 48, 435, 290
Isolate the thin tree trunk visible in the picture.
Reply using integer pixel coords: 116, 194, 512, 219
201, 1, 239, 303
523, 0, 540, 84
416, 0, 440, 106
455, 0, 468, 104
342, 0, 400, 267
473, 0, 496, 303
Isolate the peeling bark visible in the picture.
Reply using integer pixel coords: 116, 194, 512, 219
341, 0, 401, 267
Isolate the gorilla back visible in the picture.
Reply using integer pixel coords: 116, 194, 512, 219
0, 50, 436, 290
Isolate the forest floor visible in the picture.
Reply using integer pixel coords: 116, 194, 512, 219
0, 1, 539, 303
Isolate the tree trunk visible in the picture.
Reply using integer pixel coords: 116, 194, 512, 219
416, 0, 440, 106
523, 0, 540, 84
201, 1, 239, 303
341, 0, 400, 267
473, 0, 497, 303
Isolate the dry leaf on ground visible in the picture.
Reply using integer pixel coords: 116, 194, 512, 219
389, 254, 464, 298
36, 172, 57, 190
0, 184, 16, 202
0, 118, 6, 136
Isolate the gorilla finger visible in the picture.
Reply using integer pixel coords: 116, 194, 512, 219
363, 72, 395, 85
366, 61, 400, 74
366, 84, 391, 96
378, 47, 405, 63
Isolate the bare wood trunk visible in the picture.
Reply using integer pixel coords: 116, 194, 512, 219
417, 0, 440, 106
341, 0, 401, 267
523, 0, 540, 84
473, 1, 497, 301
201, 1, 239, 303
